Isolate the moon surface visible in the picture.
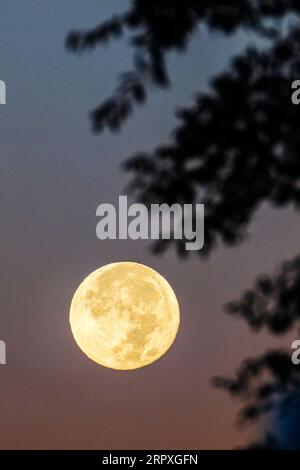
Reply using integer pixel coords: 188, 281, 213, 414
69, 262, 180, 370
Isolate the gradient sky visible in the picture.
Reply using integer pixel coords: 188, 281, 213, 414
0, 1, 299, 449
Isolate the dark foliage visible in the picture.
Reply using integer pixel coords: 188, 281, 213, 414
66, 1, 300, 132
125, 30, 300, 256
225, 256, 300, 335
213, 256, 300, 434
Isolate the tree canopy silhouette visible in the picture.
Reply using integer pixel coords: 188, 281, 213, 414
214, 256, 300, 422
67, 1, 300, 133
67, 1, 300, 448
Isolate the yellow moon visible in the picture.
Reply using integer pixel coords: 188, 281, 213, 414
69, 262, 180, 370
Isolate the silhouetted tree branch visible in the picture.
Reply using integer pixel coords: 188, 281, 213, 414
66, 0, 299, 133
213, 255, 300, 433
125, 27, 300, 256
225, 256, 300, 334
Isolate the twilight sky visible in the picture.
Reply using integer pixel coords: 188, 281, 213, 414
0, 1, 299, 449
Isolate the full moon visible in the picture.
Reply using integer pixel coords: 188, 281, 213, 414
69, 262, 180, 370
